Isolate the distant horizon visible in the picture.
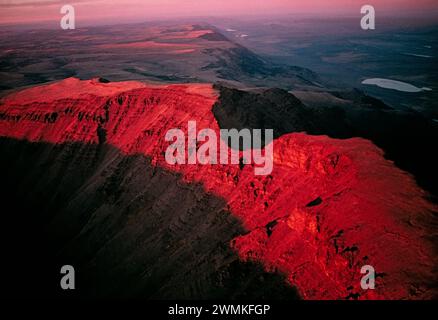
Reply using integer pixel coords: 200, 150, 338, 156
1, 12, 438, 31
1, 0, 437, 28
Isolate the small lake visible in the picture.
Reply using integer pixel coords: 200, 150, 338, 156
362, 78, 432, 93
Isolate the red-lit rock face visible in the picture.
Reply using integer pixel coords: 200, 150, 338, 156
0, 78, 436, 299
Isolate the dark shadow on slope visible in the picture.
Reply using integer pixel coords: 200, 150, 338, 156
0, 137, 299, 300
213, 85, 353, 147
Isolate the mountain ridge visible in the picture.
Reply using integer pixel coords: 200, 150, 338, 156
0, 78, 436, 299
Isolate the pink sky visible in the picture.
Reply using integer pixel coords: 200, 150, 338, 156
1, 0, 437, 25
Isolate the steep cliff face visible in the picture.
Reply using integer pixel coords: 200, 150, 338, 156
0, 78, 436, 299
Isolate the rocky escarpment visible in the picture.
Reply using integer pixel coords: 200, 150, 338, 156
213, 85, 438, 197
0, 78, 436, 299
